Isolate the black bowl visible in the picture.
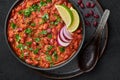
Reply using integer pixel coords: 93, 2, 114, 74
4, 0, 85, 70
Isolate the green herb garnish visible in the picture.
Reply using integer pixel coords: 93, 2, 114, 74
15, 34, 21, 42
17, 44, 24, 50
35, 38, 40, 42
29, 48, 33, 51
46, 55, 52, 62
42, 13, 49, 21
50, 62, 54, 67
23, 9, 31, 17
46, 0, 52, 3
59, 47, 65, 53
25, 28, 32, 34
52, 51, 58, 60
45, 51, 49, 55
11, 22, 17, 29
47, 34, 52, 39
33, 48, 39, 54
30, 4, 40, 11
26, 41, 32, 46
20, 52, 24, 59
39, 1, 47, 7
47, 45, 53, 51
40, 30, 47, 35
30, 22, 36, 27
18, 10, 24, 14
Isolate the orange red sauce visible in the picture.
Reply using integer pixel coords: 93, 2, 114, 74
8, 0, 82, 68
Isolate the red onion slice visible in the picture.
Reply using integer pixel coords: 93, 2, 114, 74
59, 27, 71, 43
63, 26, 73, 40
57, 35, 71, 47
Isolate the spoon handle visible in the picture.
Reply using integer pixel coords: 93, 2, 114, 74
95, 9, 110, 37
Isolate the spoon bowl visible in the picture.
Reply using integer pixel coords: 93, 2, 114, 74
79, 9, 110, 72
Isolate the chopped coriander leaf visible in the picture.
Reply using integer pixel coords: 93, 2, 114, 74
26, 41, 32, 46
25, 28, 32, 34
47, 45, 53, 51
39, 1, 47, 7
59, 47, 65, 52
20, 52, 24, 58
45, 51, 49, 55
18, 10, 24, 14
47, 34, 52, 39
29, 48, 33, 51
46, 0, 52, 3
15, 34, 21, 42
33, 48, 39, 54
35, 38, 40, 42
23, 9, 31, 17
40, 30, 47, 35
17, 44, 24, 50
56, 17, 61, 22
54, 21, 59, 25
50, 62, 54, 67
54, 17, 61, 25
11, 22, 17, 29
30, 4, 39, 11
50, 17, 61, 25
46, 55, 52, 62
30, 22, 36, 27
42, 13, 49, 21
52, 51, 58, 60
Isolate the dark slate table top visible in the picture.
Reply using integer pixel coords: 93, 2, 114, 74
0, 0, 120, 80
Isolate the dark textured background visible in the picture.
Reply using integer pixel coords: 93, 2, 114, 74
0, 0, 120, 80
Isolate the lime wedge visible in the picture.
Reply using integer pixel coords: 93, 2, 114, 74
67, 7, 80, 32
55, 5, 73, 27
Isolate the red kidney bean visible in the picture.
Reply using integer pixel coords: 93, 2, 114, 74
52, 28, 56, 33
80, 3, 85, 9
44, 38, 48, 44
15, 7, 22, 12
91, 3, 96, 8
78, 35, 82, 39
13, 14, 18, 20
33, 42, 37, 46
78, 0, 82, 5
85, 13, 90, 18
47, 28, 51, 33
9, 33, 14, 38
45, 3, 52, 9
50, 39, 54, 44
32, 60, 38, 66
24, 52, 28, 56
89, 10, 94, 16
23, 34, 27, 38
85, 20, 91, 26
64, 55, 68, 60
9, 38, 14, 42
86, 2, 91, 8
93, 21, 98, 27
43, 23, 48, 30
21, 38, 25, 43
76, 30, 82, 34
17, 28, 23, 32
25, 59, 33, 64
28, 38, 32, 42
94, 14, 99, 18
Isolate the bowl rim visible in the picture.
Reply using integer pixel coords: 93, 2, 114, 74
4, 0, 85, 71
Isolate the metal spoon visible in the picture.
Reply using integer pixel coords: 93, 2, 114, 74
79, 9, 110, 72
